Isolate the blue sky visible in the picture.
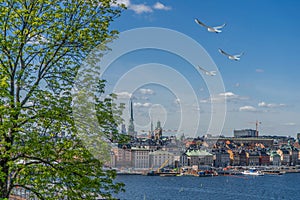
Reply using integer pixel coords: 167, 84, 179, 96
101, 0, 300, 137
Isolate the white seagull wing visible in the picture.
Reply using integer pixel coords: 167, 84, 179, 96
194, 18, 209, 28
198, 66, 216, 76
218, 48, 232, 57
198, 65, 209, 73
236, 52, 244, 57
210, 71, 217, 76
214, 23, 226, 29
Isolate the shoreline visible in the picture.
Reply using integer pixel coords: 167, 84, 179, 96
116, 166, 300, 176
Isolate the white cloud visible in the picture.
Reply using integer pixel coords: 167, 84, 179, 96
204, 91, 248, 103
112, 0, 152, 14
139, 88, 154, 95
256, 69, 264, 73
130, 4, 153, 14
199, 99, 209, 103
153, 2, 171, 10
112, 0, 171, 14
283, 122, 296, 126
219, 92, 236, 98
258, 101, 286, 108
113, 0, 130, 7
139, 96, 149, 100
27, 34, 49, 45
115, 91, 132, 99
134, 102, 152, 108
239, 105, 257, 112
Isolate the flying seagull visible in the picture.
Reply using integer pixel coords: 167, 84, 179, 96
218, 48, 244, 61
194, 18, 226, 33
198, 66, 216, 76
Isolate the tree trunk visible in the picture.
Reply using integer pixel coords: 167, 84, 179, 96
0, 159, 9, 198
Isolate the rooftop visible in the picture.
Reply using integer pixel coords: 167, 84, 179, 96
186, 150, 212, 157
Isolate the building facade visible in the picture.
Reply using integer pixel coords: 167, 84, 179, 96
234, 129, 257, 138
184, 150, 213, 167
113, 144, 132, 168
248, 152, 260, 166
131, 147, 151, 169
214, 151, 230, 168
277, 149, 290, 165
149, 150, 174, 169
270, 152, 281, 166
259, 152, 270, 166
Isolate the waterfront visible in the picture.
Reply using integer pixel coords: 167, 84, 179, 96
115, 173, 300, 200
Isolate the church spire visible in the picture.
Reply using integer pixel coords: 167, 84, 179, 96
130, 99, 134, 121
128, 98, 135, 137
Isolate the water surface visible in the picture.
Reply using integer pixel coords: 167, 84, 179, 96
115, 173, 300, 200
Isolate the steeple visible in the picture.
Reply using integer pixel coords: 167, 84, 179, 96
150, 121, 154, 139
130, 99, 134, 121
128, 98, 135, 137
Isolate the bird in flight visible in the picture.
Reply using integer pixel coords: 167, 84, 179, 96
198, 66, 217, 76
218, 48, 244, 61
194, 18, 226, 33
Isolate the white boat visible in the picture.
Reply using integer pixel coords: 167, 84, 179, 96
242, 168, 264, 176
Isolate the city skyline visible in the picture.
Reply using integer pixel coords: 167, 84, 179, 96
101, 1, 300, 137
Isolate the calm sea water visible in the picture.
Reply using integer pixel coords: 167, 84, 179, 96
115, 173, 300, 200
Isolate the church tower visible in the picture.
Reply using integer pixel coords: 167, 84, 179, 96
128, 99, 135, 137
154, 120, 162, 140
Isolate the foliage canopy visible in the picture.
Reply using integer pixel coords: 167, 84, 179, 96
0, 0, 126, 199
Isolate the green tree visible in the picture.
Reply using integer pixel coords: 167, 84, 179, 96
0, 0, 126, 199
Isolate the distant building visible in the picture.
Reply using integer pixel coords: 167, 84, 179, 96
286, 145, 299, 166
149, 150, 174, 169
277, 149, 290, 166
239, 150, 248, 166
234, 129, 257, 138
279, 142, 299, 166
259, 152, 270, 166
248, 152, 260, 166
154, 120, 163, 140
113, 144, 132, 168
291, 148, 299, 166
131, 147, 151, 169
231, 151, 240, 166
214, 151, 230, 168
183, 150, 213, 167
128, 99, 136, 137
211, 137, 274, 148
269, 151, 281, 166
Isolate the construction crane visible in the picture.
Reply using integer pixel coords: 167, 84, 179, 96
249, 120, 262, 137
157, 159, 170, 173
255, 120, 262, 137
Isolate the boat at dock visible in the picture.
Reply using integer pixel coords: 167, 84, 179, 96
262, 169, 284, 175
197, 170, 218, 177
242, 168, 264, 176
159, 172, 179, 177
